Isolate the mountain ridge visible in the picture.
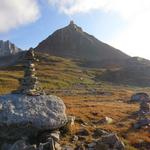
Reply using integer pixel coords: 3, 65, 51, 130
0, 40, 22, 57
35, 21, 130, 61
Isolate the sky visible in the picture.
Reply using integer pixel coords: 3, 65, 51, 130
0, 0, 150, 59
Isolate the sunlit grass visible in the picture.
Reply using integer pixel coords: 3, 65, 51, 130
0, 54, 150, 149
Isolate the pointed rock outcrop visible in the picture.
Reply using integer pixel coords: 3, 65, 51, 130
0, 40, 21, 57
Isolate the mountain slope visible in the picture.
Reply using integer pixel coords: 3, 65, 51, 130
0, 51, 25, 67
35, 21, 130, 61
96, 57, 150, 86
0, 40, 22, 57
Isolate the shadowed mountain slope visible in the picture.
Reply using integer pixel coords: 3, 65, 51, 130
35, 21, 130, 61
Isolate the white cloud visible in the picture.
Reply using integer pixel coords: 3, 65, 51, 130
0, 0, 40, 32
110, 9, 150, 59
47, 0, 149, 20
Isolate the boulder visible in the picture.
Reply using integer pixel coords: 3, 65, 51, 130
0, 94, 67, 140
131, 93, 149, 102
101, 133, 125, 149
101, 133, 120, 146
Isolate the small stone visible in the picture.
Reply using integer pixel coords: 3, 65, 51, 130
25, 145, 37, 150
140, 101, 150, 113
49, 130, 60, 142
72, 135, 79, 142
0, 103, 3, 111
93, 128, 109, 137
131, 93, 149, 102
95, 142, 109, 150
96, 117, 113, 125
114, 141, 125, 150
39, 140, 55, 150
68, 116, 76, 126
101, 133, 122, 147
75, 144, 86, 150
134, 117, 150, 129
62, 145, 74, 150
78, 136, 87, 141
55, 142, 61, 150
88, 142, 96, 148
91, 112, 98, 116
77, 129, 90, 136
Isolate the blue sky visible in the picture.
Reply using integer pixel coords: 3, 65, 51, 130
0, 0, 150, 59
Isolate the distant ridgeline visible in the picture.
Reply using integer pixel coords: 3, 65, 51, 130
1, 21, 150, 87
0, 40, 22, 57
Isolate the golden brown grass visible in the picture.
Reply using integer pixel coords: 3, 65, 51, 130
61, 94, 149, 149
0, 54, 150, 149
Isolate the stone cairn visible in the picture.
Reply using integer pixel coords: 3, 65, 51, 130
0, 48, 67, 150
135, 98, 150, 128
14, 48, 43, 96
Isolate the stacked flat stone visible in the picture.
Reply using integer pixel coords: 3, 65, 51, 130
0, 49, 67, 149
140, 100, 150, 114
134, 99, 150, 128
18, 49, 42, 95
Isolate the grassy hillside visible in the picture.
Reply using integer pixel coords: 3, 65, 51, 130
1, 52, 150, 94
0, 53, 150, 149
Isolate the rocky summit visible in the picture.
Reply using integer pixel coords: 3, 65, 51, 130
0, 40, 21, 57
35, 21, 129, 61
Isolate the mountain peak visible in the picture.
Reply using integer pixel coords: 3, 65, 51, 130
69, 20, 75, 25
0, 40, 22, 57
67, 20, 83, 32
35, 22, 129, 61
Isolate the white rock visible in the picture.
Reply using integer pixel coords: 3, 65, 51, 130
97, 117, 113, 125
0, 94, 67, 128
0, 94, 67, 139
67, 116, 75, 126
72, 135, 78, 142
49, 131, 60, 141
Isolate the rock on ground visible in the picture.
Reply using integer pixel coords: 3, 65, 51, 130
0, 94, 67, 140
131, 93, 149, 102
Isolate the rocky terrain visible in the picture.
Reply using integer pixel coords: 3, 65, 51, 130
0, 22, 150, 149
0, 50, 67, 150
0, 52, 149, 149
0, 40, 21, 57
